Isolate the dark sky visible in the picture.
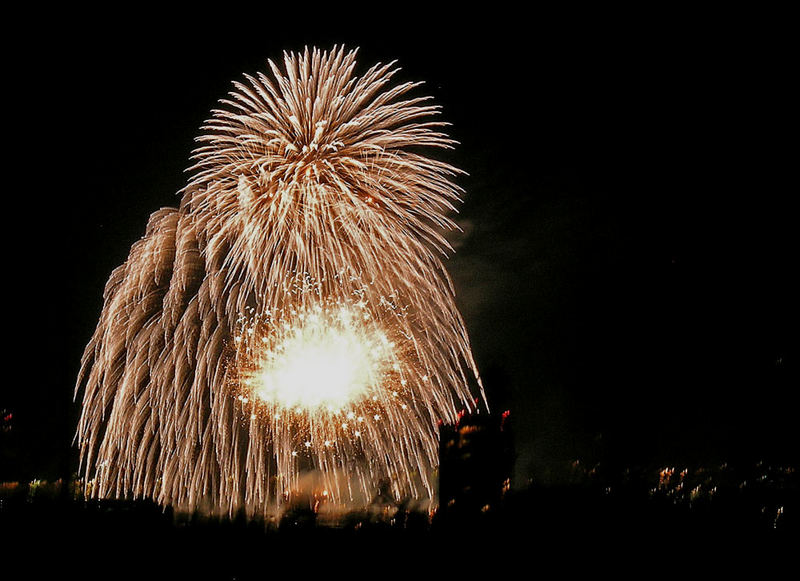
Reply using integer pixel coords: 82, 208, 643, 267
4, 9, 796, 483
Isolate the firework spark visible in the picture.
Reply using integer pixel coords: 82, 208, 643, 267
76, 46, 484, 520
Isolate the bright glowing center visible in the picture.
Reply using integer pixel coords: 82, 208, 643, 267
251, 313, 390, 410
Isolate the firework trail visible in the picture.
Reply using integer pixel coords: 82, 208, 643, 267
76, 46, 484, 519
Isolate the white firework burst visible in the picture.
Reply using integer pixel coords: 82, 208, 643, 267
76, 46, 484, 520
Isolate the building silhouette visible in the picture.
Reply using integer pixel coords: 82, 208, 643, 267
437, 410, 514, 524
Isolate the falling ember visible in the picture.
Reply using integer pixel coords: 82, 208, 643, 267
75, 46, 485, 520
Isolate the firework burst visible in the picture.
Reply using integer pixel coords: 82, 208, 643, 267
76, 46, 484, 519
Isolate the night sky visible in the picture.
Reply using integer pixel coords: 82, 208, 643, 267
5, 9, 796, 484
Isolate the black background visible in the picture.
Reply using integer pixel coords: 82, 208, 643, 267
4, 7, 796, 484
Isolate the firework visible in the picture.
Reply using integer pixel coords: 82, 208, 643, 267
76, 46, 484, 520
